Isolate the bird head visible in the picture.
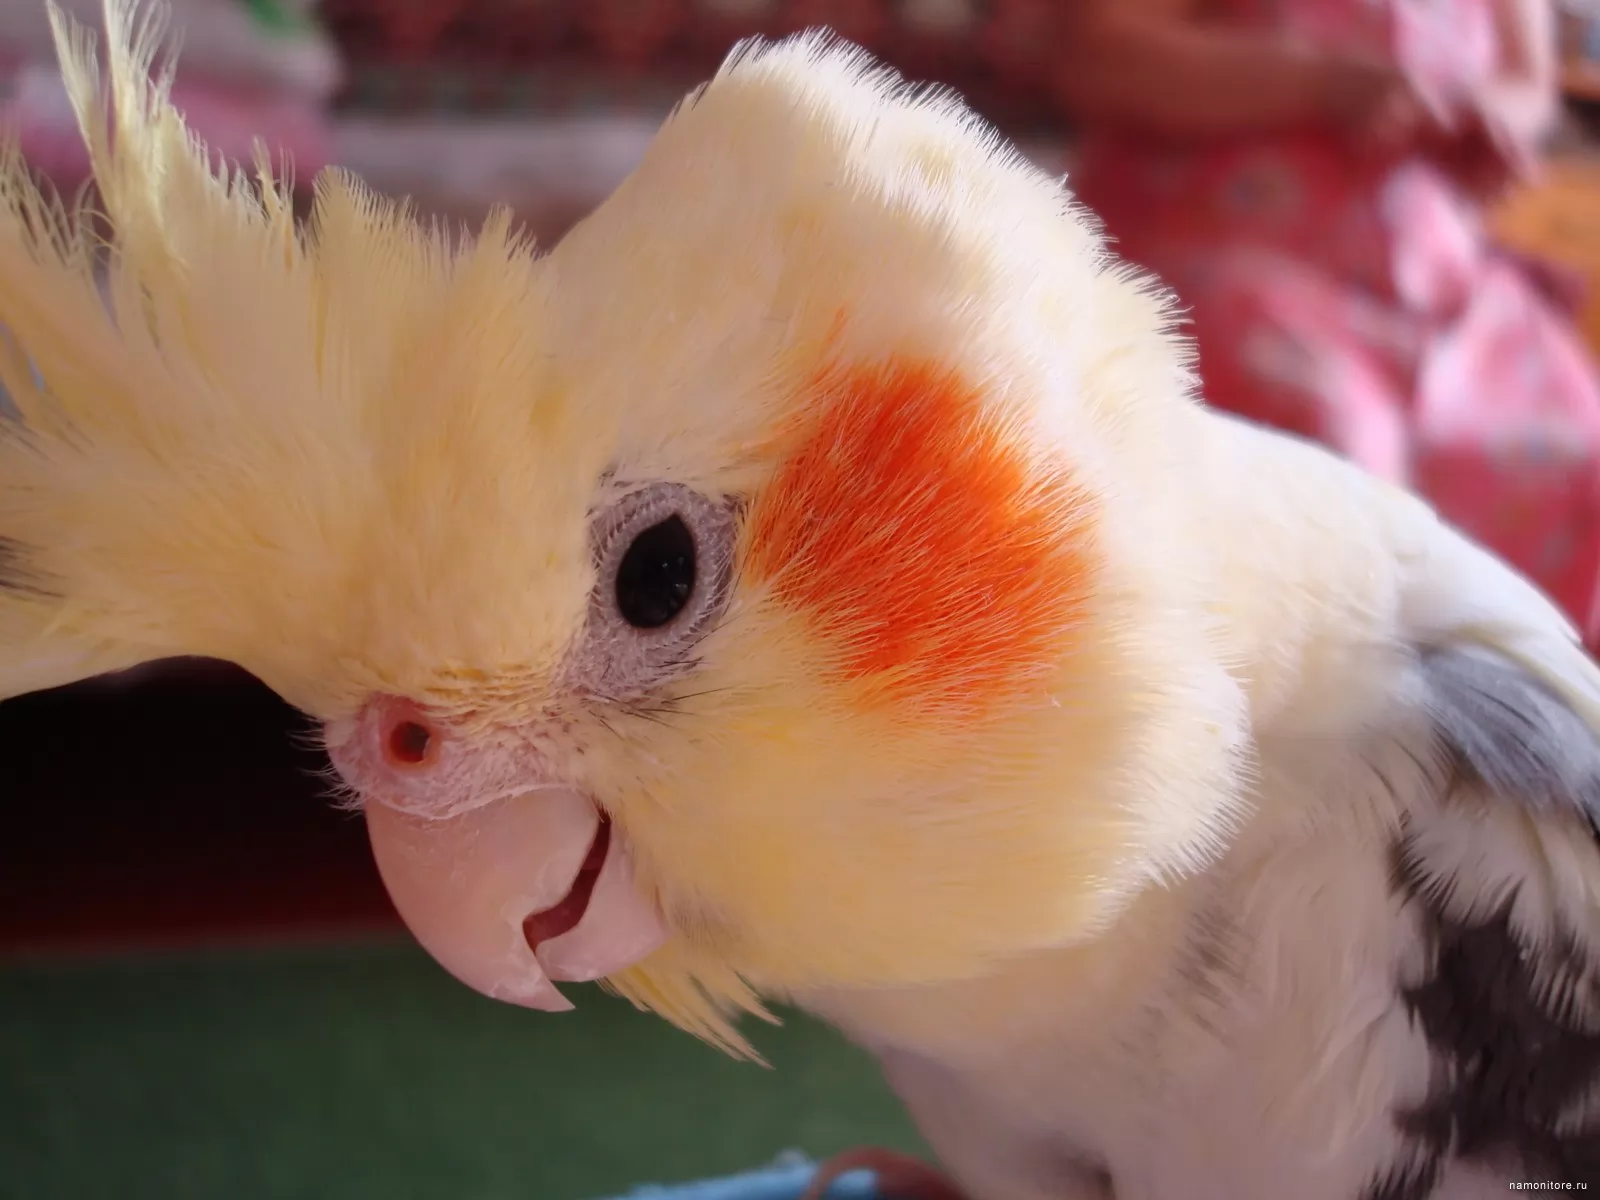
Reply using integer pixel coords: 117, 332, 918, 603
0, 0, 1248, 1053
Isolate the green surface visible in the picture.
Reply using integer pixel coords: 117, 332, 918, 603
0, 938, 923, 1200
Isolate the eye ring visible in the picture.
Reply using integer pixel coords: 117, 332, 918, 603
575, 482, 738, 701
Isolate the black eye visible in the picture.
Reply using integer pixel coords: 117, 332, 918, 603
615, 514, 697, 629
582, 483, 734, 700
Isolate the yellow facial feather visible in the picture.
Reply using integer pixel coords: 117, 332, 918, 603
0, 1, 1252, 1054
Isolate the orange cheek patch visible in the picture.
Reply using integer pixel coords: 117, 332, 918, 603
743, 356, 1099, 722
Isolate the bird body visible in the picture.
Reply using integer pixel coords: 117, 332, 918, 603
0, 3, 1595, 1195
801, 414, 1600, 1197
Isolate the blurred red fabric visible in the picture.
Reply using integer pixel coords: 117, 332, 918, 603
1070, 0, 1600, 648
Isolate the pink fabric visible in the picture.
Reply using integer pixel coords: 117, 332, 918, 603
1071, 0, 1600, 642
1, 67, 333, 194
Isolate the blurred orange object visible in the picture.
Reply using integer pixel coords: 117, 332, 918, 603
1482, 157, 1600, 643
1491, 156, 1600, 359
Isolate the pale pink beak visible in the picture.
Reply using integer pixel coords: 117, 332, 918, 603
336, 698, 669, 1011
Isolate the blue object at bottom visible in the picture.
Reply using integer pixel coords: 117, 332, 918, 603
602, 1152, 883, 1200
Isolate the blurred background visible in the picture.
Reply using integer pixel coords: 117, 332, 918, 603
2, 1, 1600, 1197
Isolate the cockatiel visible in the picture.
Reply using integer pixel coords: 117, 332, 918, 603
1, 2, 1597, 1196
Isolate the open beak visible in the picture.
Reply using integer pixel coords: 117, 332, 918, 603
363, 788, 669, 1010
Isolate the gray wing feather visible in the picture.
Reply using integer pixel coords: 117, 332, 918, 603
1420, 644, 1600, 834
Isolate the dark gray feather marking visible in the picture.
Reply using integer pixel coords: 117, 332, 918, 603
1170, 899, 1248, 1040
1362, 644, 1600, 1199
0, 537, 57, 599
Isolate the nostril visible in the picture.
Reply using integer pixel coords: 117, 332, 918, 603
385, 717, 436, 768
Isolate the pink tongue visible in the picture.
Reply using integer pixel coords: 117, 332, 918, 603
364, 789, 669, 1011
